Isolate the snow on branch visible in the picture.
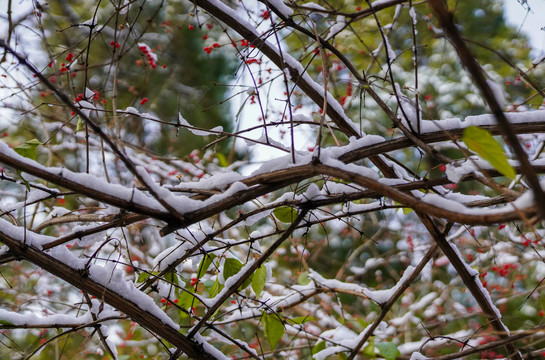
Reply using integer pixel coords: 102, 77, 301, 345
1, 0, 544, 359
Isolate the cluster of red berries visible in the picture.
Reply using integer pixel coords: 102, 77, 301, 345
138, 43, 157, 68
521, 235, 540, 247
160, 298, 179, 305
477, 336, 505, 359
245, 58, 262, 65
479, 350, 505, 359
491, 263, 517, 277
204, 39, 256, 54
203, 43, 221, 54
339, 83, 353, 105
70, 91, 101, 115
47, 52, 76, 74
74, 91, 100, 103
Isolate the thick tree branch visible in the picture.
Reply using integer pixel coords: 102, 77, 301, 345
0, 230, 217, 360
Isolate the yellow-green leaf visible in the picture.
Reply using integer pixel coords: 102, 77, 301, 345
137, 272, 150, 283
273, 206, 298, 223
252, 265, 267, 298
262, 312, 284, 350
393, 201, 413, 214
76, 117, 83, 132
363, 337, 376, 359
216, 152, 228, 167
463, 126, 516, 179
223, 258, 243, 280
165, 271, 178, 285
297, 271, 311, 285
287, 316, 316, 324
197, 254, 215, 280
312, 341, 326, 356
377, 342, 400, 360
14, 139, 42, 161
208, 278, 222, 297
223, 258, 252, 289
178, 287, 197, 310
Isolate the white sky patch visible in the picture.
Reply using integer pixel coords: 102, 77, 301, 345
503, 0, 545, 56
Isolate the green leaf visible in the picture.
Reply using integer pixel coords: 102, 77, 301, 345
223, 258, 252, 289
273, 206, 298, 223
15, 170, 30, 191
179, 309, 190, 320
297, 271, 311, 285
223, 258, 243, 280
262, 312, 285, 350
208, 278, 222, 297
0, 319, 13, 326
165, 271, 178, 285
377, 342, 400, 360
137, 272, 150, 283
287, 316, 316, 324
393, 201, 413, 214
178, 290, 194, 310
363, 337, 376, 359
402, 207, 413, 215
338, 353, 348, 360
216, 152, 228, 167
14, 139, 42, 161
463, 126, 516, 179
197, 254, 215, 280
252, 265, 267, 298
312, 341, 326, 356
76, 117, 83, 132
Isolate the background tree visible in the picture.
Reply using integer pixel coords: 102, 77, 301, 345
0, 0, 545, 360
